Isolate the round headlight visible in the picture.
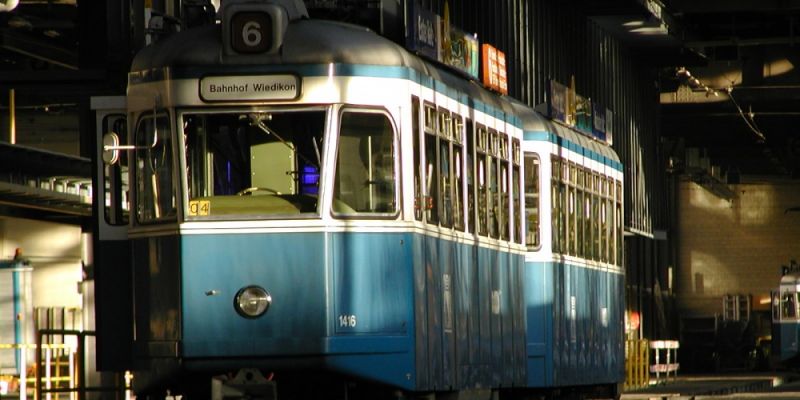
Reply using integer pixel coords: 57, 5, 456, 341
234, 286, 272, 318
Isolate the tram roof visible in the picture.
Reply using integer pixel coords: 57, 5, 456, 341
132, 18, 618, 166
781, 273, 800, 288
132, 19, 515, 112
509, 100, 621, 168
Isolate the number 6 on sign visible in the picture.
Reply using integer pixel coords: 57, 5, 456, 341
230, 11, 271, 53
242, 21, 262, 46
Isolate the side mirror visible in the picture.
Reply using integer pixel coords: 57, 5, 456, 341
102, 132, 121, 165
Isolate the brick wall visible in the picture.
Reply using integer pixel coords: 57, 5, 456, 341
677, 180, 800, 316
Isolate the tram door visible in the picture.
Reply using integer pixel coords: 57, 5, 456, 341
90, 96, 134, 371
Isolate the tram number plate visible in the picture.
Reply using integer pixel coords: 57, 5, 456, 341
188, 200, 210, 216
338, 314, 357, 328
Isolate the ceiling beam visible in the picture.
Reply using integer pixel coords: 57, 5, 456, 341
0, 29, 77, 70
669, 0, 800, 13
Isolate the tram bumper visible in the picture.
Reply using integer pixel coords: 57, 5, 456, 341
211, 369, 277, 400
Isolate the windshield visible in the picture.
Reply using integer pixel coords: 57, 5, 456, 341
183, 109, 326, 219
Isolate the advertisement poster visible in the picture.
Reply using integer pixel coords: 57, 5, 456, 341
407, 5, 440, 61
548, 80, 567, 123
575, 95, 592, 134
592, 102, 607, 142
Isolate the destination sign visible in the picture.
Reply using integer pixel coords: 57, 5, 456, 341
200, 75, 300, 101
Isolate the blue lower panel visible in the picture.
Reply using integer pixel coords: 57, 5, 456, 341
777, 323, 799, 361
326, 336, 416, 389
181, 233, 328, 357
415, 235, 525, 391
180, 231, 417, 389
179, 230, 534, 391
327, 351, 416, 391
525, 261, 624, 388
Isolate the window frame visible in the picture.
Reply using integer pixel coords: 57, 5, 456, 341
412, 96, 423, 221
133, 110, 177, 225
512, 138, 521, 244
524, 152, 541, 251
423, 102, 439, 225
178, 106, 330, 221
331, 107, 400, 219
102, 113, 130, 226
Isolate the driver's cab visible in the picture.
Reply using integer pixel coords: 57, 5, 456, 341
104, 102, 399, 224
183, 109, 325, 218
774, 273, 800, 323
181, 106, 397, 220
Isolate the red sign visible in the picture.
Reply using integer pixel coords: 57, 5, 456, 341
481, 44, 508, 95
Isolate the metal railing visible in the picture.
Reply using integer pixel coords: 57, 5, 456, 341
0, 342, 75, 400
624, 339, 650, 390
649, 340, 680, 384
35, 330, 124, 400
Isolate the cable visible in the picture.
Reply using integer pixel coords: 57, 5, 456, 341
675, 67, 766, 143
726, 89, 766, 142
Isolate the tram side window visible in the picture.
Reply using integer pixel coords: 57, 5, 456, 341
576, 168, 585, 258
438, 110, 453, 228
609, 178, 616, 265
782, 292, 798, 319
616, 180, 623, 266
333, 111, 396, 215
488, 130, 499, 238
412, 97, 422, 221
567, 162, 576, 256
135, 113, 176, 223
477, 126, 488, 236
452, 115, 465, 231
772, 292, 780, 321
524, 153, 540, 249
466, 119, 475, 234
592, 173, 601, 261
601, 177, 611, 263
103, 114, 129, 225
421, 107, 466, 230
424, 104, 439, 224
512, 139, 521, 244
583, 167, 592, 258
551, 157, 561, 253
585, 171, 594, 260
499, 134, 509, 241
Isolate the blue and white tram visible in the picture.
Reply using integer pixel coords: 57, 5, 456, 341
95, 0, 624, 398
772, 272, 800, 362
517, 109, 625, 389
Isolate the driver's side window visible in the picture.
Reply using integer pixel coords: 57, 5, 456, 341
135, 113, 176, 223
332, 110, 396, 216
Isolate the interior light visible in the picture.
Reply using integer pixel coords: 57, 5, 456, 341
629, 26, 668, 35
622, 20, 645, 28
0, 0, 19, 12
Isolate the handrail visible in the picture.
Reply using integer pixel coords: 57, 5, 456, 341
34, 329, 122, 400
650, 340, 680, 384
0, 341, 76, 400
624, 339, 650, 390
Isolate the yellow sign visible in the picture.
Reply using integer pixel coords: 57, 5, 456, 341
188, 200, 210, 216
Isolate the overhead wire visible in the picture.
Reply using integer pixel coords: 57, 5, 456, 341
675, 66, 766, 143
725, 89, 766, 142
